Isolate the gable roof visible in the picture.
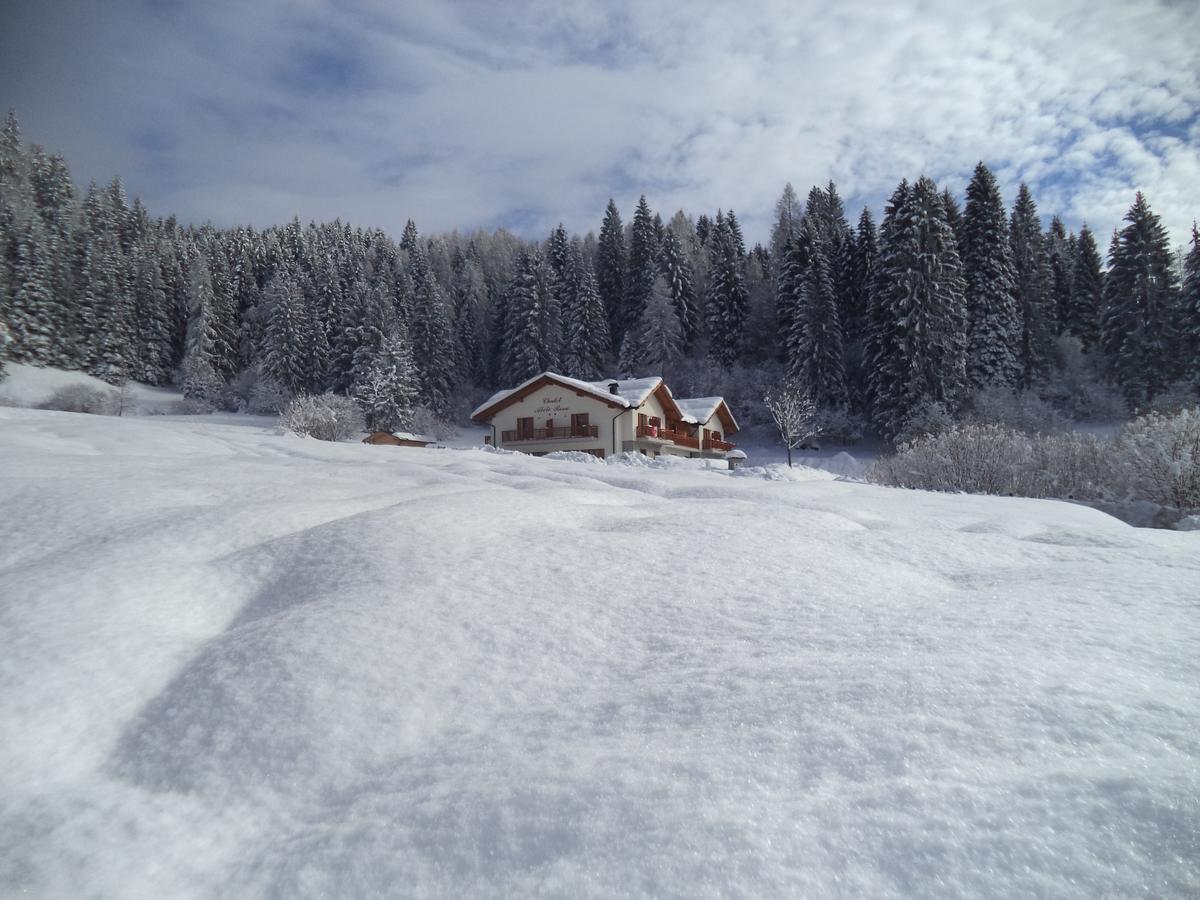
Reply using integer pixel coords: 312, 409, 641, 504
470, 371, 730, 431
675, 396, 740, 434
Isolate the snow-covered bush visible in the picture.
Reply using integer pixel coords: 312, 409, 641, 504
1138, 381, 1200, 417
894, 399, 957, 445
870, 425, 1039, 496
247, 376, 291, 415
1031, 431, 1119, 501
1115, 408, 1200, 509
966, 385, 1065, 434
36, 384, 117, 415
282, 393, 364, 442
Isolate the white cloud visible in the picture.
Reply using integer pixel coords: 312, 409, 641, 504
1, 0, 1196, 246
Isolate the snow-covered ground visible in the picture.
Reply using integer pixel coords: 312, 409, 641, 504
0, 362, 183, 413
1, 407, 1197, 899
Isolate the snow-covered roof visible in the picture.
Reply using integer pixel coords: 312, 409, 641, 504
471, 372, 665, 420
392, 432, 435, 443
726, 449, 748, 459
674, 396, 740, 432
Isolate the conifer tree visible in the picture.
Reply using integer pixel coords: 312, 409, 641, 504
1179, 224, 1200, 385
502, 250, 560, 383
400, 219, 418, 252
621, 196, 658, 350
1100, 193, 1181, 403
787, 221, 846, 406
353, 324, 419, 432
595, 199, 626, 350
769, 183, 803, 271
843, 208, 878, 405
6, 213, 57, 364
408, 247, 459, 414
180, 255, 225, 401
657, 228, 698, 346
259, 276, 310, 396
868, 177, 967, 439
1010, 183, 1055, 386
1047, 217, 1073, 336
704, 216, 748, 368
561, 242, 610, 380
961, 162, 1020, 388
621, 274, 682, 377
1067, 224, 1104, 352
725, 209, 747, 258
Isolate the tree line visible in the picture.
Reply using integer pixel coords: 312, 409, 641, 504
2, 111, 1198, 437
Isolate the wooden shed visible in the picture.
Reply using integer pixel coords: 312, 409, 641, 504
362, 431, 435, 448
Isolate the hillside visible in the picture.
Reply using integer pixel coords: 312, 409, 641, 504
0, 408, 1197, 898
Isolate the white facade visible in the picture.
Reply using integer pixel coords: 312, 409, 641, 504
472, 373, 740, 460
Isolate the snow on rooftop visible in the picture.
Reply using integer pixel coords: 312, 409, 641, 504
471, 371, 664, 418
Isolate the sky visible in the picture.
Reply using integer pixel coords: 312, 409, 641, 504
1, 0, 1197, 248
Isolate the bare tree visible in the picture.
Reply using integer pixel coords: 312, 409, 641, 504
764, 381, 822, 467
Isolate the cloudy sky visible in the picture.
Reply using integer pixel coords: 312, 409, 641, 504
2, 0, 1197, 247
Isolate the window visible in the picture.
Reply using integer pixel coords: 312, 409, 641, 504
517, 417, 533, 438
571, 413, 589, 435
638, 413, 648, 427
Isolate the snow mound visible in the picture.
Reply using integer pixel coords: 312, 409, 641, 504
0, 363, 181, 412
1, 408, 1198, 898
1175, 514, 1200, 532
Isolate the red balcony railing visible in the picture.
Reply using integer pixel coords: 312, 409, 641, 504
502, 424, 599, 442
636, 424, 701, 449
702, 438, 736, 452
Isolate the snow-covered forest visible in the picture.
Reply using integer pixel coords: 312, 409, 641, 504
2, 111, 1198, 439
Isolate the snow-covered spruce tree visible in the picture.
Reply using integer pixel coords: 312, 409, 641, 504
1100, 193, 1182, 404
843, 207, 878, 408
623, 274, 682, 378
769, 183, 803, 278
864, 181, 911, 417
28, 146, 75, 365
259, 275, 310, 396
408, 247, 459, 415
622, 196, 658, 351
657, 227, 698, 347
787, 220, 846, 407
352, 324, 419, 432
1010, 183, 1055, 387
561, 241, 610, 380
452, 256, 489, 386
704, 215, 748, 369
595, 199, 626, 351
1047, 217, 1074, 337
501, 250, 560, 383
132, 242, 174, 384
6, 212, 58, 365
961, 162, 1020, 389
1179, 224, 1200, 385
725, 208, 747, 259
868, 177, 968, 440
1067, 224, 1104, 352
400, 219, 418, 253
942, 187, 964, 251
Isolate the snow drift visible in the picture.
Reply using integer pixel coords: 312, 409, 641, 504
0, 407, 1197, 898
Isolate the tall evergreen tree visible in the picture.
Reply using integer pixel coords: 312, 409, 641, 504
502, 250, 560, 383
408, 247, 459, 414
867, 177, 967, 438
622, 196, 658, 349
1047, 216, 1073, 336
769, 183, 803, 271
595, 199, 626, 350
353, 324, 419, 432
6, 213, 57, 364
621, 274, 682, 377
259, 276, 310, 396
1010, 183, 1055, 386
1179, 224, 1200, 385
1100, 193, 1181, 403
561, 242, 610, 380
657, 227, 698, 347
1066, 224, 1104, 352
961, 162, 1020, 388
787, 220, 846, 406
704, 216, 748, 368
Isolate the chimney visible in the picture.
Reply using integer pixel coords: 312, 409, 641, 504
608, 381, 620, 395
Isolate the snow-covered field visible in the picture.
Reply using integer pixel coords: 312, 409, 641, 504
0, 362, 182, 413
1, 407, 1197, 899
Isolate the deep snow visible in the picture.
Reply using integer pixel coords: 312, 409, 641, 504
1, 407, 1197, 898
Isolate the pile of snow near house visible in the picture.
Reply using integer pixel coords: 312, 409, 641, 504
0, 406, 1197, 899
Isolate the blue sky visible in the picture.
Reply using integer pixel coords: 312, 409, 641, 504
1, 0, 1197, 247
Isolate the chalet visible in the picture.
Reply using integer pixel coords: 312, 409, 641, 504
470, 372, 740, 460
362, 431, 436, 448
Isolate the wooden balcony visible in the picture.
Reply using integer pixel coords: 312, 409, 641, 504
502, 424, 599, 442
636, 424, 700, 449
702, 438, 736, 452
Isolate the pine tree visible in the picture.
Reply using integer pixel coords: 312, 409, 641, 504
259, 276, 309, 395
769, 183, 803, 271
1047, 216, 1073, 336
180, 255, 225, 401
502, 250, 559, 383
1010, 183, 1055, 386
787, 221, 846, 406
1179, 224, 1200, 385
408, 247, 459, 414
561, 242, 610, 380
725, 209, 747, 258
843, 208, 878, 407
1067, 224, 1104, 352
6, 213, 57, 364
452, 256, 489, 385
133, 242, 174, 384
623, 196, 659, 346
657, 227, 698, 347
622, 274, 682, 377
1100, 192, 1182, 403
353, 324, 419, 432
961, 162, 1020, 388
867, 177, 968, 439
596, 199, 626, 350
400, 219, 418, 252
704, 216, 748, 368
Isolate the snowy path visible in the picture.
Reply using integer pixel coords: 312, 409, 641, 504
1, 408, 1197, 898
